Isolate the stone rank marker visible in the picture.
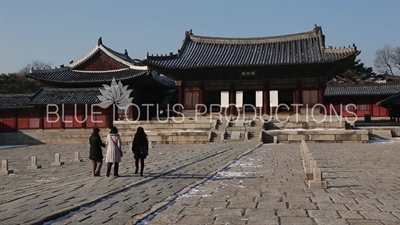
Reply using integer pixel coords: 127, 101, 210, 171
308, 168, 328, 189
0, 160, 13, 175
51, 154, 64, 166
27, 156, 42, 170
73, 152, 83, 163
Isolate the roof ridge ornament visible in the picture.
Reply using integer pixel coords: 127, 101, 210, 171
98, 37, 102, 46
185, 29, 193, 36
353, 43, 357, 51
125, 49, 128, 56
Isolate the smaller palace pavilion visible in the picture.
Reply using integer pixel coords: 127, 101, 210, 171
0, 38, 176, 132
324, 83, 400, 118
144, 25, 360, 116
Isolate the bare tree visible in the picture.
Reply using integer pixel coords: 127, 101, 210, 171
374, 45, 400, 75
393, 46, 400, 70
18, 60, 52, 77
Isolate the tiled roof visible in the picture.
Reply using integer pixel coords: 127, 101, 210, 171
27, 67, 148, 85
30, 88, 102, 104
145, 25, 359, 69
324, 83, 400, 96
0, 94, 34, 109
377, 93, 400, 107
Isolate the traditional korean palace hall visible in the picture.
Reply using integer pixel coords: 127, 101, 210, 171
144, 25, 359, 116
0, 25, 399, 145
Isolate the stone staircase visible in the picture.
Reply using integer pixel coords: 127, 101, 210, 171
210, 117, 262, 142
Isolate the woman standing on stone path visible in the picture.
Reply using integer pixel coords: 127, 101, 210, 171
132, 126, 149, 176
89, 127, 106, 177
105, 126, 122, 177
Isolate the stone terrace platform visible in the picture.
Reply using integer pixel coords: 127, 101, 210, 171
5, 116, 400, 145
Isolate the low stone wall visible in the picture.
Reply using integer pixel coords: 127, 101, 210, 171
264, 115, 346, 130
357, 126, 400, 138
0, 129, 210, 145
114, 119, 215, 145
118, 130, 210, 145
0, 129, 92, 145
114, 119, 215, 132
146, 131, 210, 145
262, 129, 369, 143
265, 121, 346, 130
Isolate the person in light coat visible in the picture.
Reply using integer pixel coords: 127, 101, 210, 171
105, 126, 122, 177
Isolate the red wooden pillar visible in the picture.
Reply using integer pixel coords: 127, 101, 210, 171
61, 105, 66, 130
177, 81, 184, 113
108, 106, 114, 128
81, 105, 87, 129
39, 106, 44, 130
317, 82, 325, 104
14, 110, 18, 131
199, 82, 206, 114
263, 81, 270, 115
294, 80, 302, 113
229, 82, 236, 115
316, 83, 325, 114
129, 100, 135, 120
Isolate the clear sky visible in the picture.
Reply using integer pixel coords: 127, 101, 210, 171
0, 0, 399, 74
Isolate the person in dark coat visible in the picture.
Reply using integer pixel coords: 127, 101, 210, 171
132, 127, 149, 176
89, 127, 105, 176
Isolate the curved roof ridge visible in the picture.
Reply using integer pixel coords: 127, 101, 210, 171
189, 29, 318, 44
0, 93, 35, 97
41, 87, 101, 91
69, 44, 100, 68
323, 46, 357, 53
67, 37, 147, 70
30, 66, 69, 73
71, 68, 131, 73
327, 83, 400, 87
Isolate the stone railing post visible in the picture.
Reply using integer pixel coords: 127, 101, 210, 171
73, 152, 83, 163
308, 168, 328, 189
51, 154, 64, 166
27, 156, 42, 169
1, 160, 13, 175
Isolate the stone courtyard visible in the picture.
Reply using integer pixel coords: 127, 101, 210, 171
0, 140, 399, 225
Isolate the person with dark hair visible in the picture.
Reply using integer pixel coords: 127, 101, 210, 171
132, 126, 149, 176
89, 127, 105, 176
105, 126, 122, 177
